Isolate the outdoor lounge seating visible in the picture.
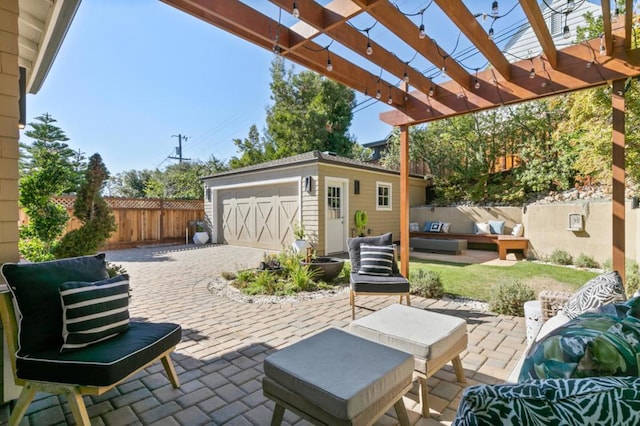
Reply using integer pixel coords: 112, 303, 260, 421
263, 328, 413, 426
347, 233, 410, 319
0, 254, 182, 426
350, 304, 468, 417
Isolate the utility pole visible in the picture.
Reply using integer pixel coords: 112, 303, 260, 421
169, 134, 191, 163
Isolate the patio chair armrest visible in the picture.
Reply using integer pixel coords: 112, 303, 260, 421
539, 290, 572, 322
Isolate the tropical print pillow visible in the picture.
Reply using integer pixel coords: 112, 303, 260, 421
563, 271, 625, 319
519, 299, 640, 381
454, 376, 640, 426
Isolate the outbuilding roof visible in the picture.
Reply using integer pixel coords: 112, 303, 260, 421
201, 151, 425, 180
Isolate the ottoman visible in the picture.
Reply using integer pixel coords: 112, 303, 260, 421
262, 328, 414, 426
350, 304, 468, 417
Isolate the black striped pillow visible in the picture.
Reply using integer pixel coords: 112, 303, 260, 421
59, 275, 130, 353
358, 244, 395, 276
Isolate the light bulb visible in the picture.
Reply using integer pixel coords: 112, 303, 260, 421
426, 106, 431, 113
403, 72, 409, 83
600, 44, 606, 56
428, 86, 434, 97
366, 42, 373, 55
292, 2, 300, 18
441, 66, 447, 77
474, 79, 481, 89
326, 59, 333, 72
563, 25, 570, 39
388, 96, 393, 105
492, 1, 499, 17
376, 89, 381, 99
482, 13, 488, 22
529, 68, 535, 79
586, 60, 593, 68
418, 24, 426, 39
541, 81, 548, 87
488, 27, 494, 40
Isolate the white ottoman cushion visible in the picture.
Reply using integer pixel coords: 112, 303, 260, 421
350, 304, 467, 360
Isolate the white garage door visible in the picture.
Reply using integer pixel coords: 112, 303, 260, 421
219, 184, 299, 250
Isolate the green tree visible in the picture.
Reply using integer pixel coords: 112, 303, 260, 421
54, 154, 116, 258
229, 125, 269, 168
18, 114, 79, 261
108, 169, 156, 197
264, 56, 357, 159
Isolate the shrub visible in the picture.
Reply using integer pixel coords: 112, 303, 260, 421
574, 253, 599, 269
106, 262, 127, 278
409, 269, 444, 299
626, 260, 640, 298
549, 249, 573, 265
489, 280, 535, 316
340, 261, 352, 280
289, 264, 317, 292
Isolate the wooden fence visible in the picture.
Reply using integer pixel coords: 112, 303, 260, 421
19, 196, 205, 250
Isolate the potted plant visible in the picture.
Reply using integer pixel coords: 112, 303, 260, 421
193, 220, 209, 244
292, 222, 310, 254
354, 210, 368, 237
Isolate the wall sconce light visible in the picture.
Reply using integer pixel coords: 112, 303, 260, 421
354, 180, 360, 194
304, 176, 313, 193
18, 66, 26, 129
206, 187, 212, 202
567, 213, 584, 231
632, 196, 639, 209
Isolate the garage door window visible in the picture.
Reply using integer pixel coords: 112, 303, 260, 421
376, 182, 392, 211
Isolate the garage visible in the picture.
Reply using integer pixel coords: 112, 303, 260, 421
218, 183, 300, 250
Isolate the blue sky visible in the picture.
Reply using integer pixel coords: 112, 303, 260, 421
25, 1, 394, 174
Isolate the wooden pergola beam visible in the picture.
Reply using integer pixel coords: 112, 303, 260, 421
612, 79, 626, 282
519, 0, 557, 68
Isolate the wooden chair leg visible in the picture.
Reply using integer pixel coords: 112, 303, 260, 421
161, 354, 181, 388
66, 388, 91, 426
393, 396, 410, 426
406, 294, 411, 306
419, 376, 429, 418
452, 355, 466, 383
398, 295, 403, 303
9, 382, 37, 426
350, 290, 356, 319
270, 403, 285, 426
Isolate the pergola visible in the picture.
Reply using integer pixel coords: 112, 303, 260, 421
162, 0, 640, 280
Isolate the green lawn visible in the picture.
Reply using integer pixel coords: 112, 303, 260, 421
409, 258, 598, 301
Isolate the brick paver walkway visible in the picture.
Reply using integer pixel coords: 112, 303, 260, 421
5, 244, 526, 425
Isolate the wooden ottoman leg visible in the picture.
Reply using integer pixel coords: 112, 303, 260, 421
393, 397, 411, 426
270, 403, 285, 426
418, 376, 429, 417
452, 355, 466, 383
350, 290, 356, 319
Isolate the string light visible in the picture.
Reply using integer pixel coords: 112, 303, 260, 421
474, 69, 480, 89
441, 65, 447, 77
491, 1, 499, 17
403, 71, 409, 83
529, 68, 535, 78
388, 86, 393, 104
428, 84, 435, 97
366, 41, 373, 55
418, 9, 426, 39
376, 87, 381, 99
600, 34, 606, 56
566, 0, 575, 13
586, 60, 594, 68
326, 57, 333, 72
563, 25, 570, 39
292, 1, 300, 18
488, 27, 494, 40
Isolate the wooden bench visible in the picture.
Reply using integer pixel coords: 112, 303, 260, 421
409, 232, 528, 260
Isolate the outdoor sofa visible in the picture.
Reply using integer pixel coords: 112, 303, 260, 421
454, 271, 640, 425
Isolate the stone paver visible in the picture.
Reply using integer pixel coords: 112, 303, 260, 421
2, 244, 526, 425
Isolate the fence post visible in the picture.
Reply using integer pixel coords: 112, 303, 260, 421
159, 199, 164, 243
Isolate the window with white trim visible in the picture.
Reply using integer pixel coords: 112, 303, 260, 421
376, 182, 392, 211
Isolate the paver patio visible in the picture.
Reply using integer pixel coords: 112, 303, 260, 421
1, 244, 526, 425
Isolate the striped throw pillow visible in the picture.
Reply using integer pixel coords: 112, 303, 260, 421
59, 275, 130, 353
359, 244, 395, 276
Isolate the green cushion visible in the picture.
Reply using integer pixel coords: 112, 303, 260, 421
1, 254, 109, 356
519, 300, 640, 382
455, 376, 640, 425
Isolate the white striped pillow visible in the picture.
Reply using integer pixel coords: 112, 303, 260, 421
59, 275, 130, 353
358, 244, 395, 276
